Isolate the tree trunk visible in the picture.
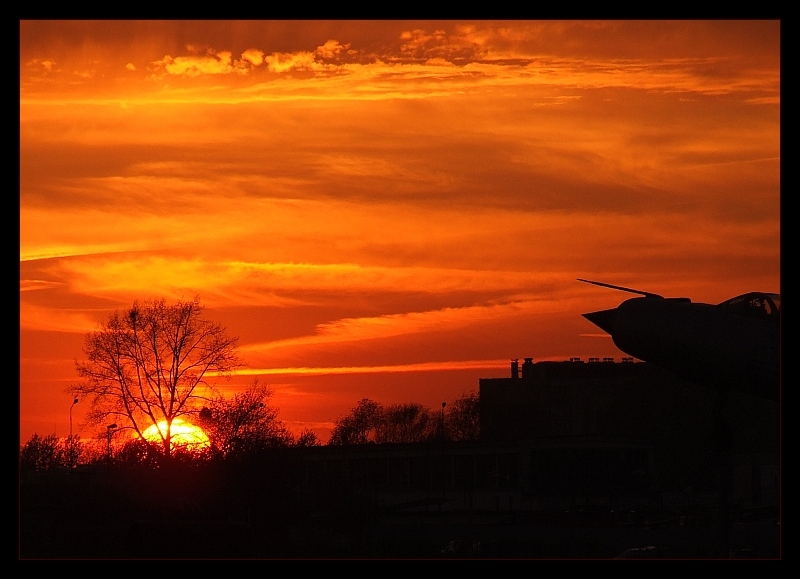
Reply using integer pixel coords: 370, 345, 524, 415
164, 424, 172, 458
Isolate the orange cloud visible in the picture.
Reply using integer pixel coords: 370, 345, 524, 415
153, 49, 251, 76
398, 27, 485, 63
241, 48, 265, 66
231, 359, 510, 377
264, 50, 319, 73
26, 58, 56, 72
316, 40, 349, 60
22, 47, 779, 108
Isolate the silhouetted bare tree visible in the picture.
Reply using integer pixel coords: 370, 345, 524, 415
72, 297, 240, 458
198, 380, 294, 456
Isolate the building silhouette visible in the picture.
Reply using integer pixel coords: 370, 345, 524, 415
479, 357, 778, 497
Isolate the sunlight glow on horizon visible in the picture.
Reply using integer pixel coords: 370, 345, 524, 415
140, 419, 210, 450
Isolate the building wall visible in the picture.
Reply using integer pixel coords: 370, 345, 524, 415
479, 360, 779, 494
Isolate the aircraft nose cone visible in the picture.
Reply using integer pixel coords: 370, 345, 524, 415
582, 307, 618, 335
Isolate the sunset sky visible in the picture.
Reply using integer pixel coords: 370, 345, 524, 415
20, 20, 781, 444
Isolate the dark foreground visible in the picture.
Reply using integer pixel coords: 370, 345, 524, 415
20, 458, 779, 559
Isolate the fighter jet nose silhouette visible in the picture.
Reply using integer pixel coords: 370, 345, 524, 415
577, 278, 780, 402
582, 308, 617, 335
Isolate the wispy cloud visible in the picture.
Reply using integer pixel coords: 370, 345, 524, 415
241, 299, 564, 356
19, 302, 103, 333
225, 359, 511, 376
20, 279, 64, 292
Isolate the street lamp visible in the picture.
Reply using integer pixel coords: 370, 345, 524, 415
69, 398, 79, 438
69, 398, 79, 468
441, 402, 447, 441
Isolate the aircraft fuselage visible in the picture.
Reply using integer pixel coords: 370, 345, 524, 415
582, 288, 780, 401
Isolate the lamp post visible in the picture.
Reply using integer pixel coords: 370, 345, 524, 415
440, 402, 447, 511
69, 398, 78, 468
69, 398, 78, 439
440, 402, 447, 441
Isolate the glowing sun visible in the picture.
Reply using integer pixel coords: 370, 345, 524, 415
141, 419, 210, 450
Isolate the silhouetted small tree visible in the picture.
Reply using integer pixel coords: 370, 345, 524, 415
377, 403, 436, 443
198, 380, 294, 456
329, 391, 482, 444
328, 398, 384, 445
20, 434, 66, 471
294, 428, 321, 447
446, 391, 480, 441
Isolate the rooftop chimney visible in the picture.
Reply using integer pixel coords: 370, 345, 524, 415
522, 357, 534, 380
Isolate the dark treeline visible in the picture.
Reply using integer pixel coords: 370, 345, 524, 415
19, 381, 319, 472
19, 389, 481, 472
328, 393, 480, 445
19, 389, 483, 559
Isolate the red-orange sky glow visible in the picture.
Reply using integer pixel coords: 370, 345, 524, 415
20, 20, 780, 444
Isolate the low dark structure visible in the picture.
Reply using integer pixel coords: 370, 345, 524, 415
479, 358, 779, 500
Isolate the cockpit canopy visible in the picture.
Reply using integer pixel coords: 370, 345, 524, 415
718, 292, 780, 320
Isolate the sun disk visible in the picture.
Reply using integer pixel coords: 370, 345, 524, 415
140, 419, 210, 450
